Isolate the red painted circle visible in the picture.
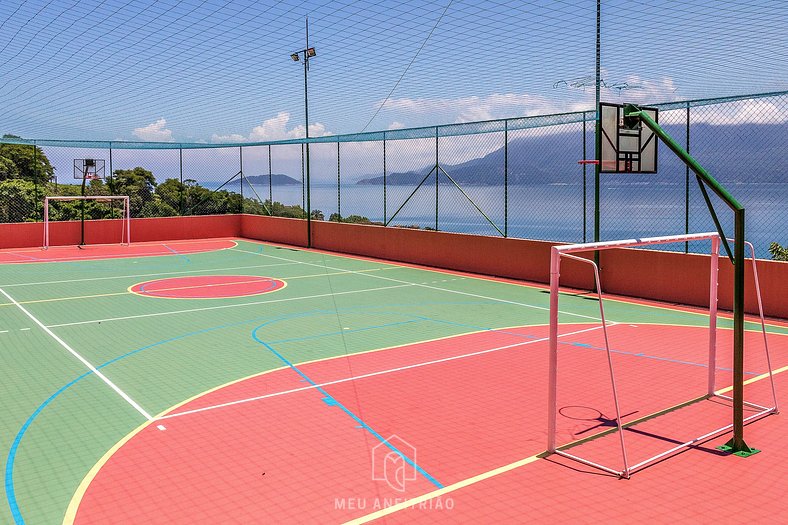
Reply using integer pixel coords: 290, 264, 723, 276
129, 275, 285, 299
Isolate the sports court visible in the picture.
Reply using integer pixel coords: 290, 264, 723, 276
1, 1, 786, 522
1, 235, 785, 523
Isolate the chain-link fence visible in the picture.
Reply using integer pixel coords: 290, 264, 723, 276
1, 91, 786, 258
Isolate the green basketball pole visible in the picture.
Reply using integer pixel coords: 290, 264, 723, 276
626, 106, 756, 456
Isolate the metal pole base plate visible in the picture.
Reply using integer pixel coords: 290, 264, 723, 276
717, 439, 761, 457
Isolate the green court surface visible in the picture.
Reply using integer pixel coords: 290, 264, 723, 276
1, 239, 785, 524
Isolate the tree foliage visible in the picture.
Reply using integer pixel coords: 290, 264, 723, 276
0, 135, 54, 184
769, 242, 788, 262
0, 148, 374, 225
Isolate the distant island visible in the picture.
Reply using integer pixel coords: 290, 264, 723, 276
232, 174, 301, 186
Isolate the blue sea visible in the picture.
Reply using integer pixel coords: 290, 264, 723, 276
235, 181, 786, 257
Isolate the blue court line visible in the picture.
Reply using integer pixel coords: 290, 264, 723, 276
266, 318, 423, 345
3, 306, 449, 523
251, 325, 444, 490
162, 244, 191, 263
418, 315, 756, 375
564, 340, 756, 375
6, 304, 752, 522
6, 252, 41, 262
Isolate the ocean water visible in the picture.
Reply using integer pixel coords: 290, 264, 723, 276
241, 182, 786, 257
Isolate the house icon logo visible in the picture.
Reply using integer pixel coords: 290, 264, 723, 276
371, 435, 418, 492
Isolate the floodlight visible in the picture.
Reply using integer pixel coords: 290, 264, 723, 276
306, 47, 316, 57
291, 53, 300, 62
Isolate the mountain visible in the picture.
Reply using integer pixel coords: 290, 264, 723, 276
355, 123, 788, 186
231, 174, 300, 186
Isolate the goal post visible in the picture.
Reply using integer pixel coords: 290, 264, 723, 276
547, 232, 778, 478
43, 196, 131, 249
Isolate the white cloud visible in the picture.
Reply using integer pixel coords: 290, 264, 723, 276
388, 121, 406, 130
379, 77, 682, 127
380, 93, 577, 124
287, 122, 332, 139
211, 112, 333, 143
601, 76, 680, 105
211, 133, 246, 143
132, 118, 173, 141
690, 99, 788, 125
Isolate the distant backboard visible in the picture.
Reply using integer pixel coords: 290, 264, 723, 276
600, 102, 658, 173
73, 158, 106, 180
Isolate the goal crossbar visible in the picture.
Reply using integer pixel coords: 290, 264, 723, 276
43, 195, 130, 249
547, 232, 778, 478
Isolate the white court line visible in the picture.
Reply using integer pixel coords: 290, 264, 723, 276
157, 324, 613, 421
0, 261, 297, 288
0, 287, 152, 420
46, 283, 415, 328
230, 247, 603, 322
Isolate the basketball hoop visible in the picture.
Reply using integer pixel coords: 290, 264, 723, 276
578, 159, 618, 170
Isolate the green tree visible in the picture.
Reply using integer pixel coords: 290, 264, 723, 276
156, 178, 186, 213
109, 167, 157, 216
0, 179, 40, 222
769, 242, 788, 262
0, 135, 54, 184
140, 197, 178, 217
0, 155, 19, 179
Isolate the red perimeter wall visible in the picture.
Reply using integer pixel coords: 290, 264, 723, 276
0, 215, 240, 249
240, 215, 788, 319
1, 214, 785, 319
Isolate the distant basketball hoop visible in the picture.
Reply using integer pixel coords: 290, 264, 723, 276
74, 159, 106, 181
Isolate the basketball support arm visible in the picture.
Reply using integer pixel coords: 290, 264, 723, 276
625, 105, 752, 455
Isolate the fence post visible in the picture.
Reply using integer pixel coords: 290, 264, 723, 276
268, 145, 273, 213
685, 102, 691, 253
179, 147, 184, 215
504, 120, 509, 237
383, 133, 387, 225
239, 146, 244, 214
301, 144, 305, 213
337, 140, 341, 220
435, 127, 439, 231
583, 112, 588, 243
33, 144, 40, 220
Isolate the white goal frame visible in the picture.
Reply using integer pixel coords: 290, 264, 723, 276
43, 196, 131, 249
547, 232, 778, 478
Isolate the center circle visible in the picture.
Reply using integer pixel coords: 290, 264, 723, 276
129, 275, 286, 299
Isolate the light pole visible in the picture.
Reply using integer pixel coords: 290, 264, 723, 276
291, 17, 316, 247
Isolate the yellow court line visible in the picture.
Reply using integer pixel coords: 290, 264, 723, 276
126, 277, 288, 300
344, 361, 788, 525
62, 321, 786, 523
0, 267, 396, 307
62, 322, 564, 524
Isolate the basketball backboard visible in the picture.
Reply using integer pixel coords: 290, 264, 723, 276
73, 158, 106, 180
600, 102, 658, 173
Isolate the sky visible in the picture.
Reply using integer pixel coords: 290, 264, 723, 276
0, 0, 786, 144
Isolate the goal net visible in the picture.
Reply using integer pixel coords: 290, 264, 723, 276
43, 196, 131, 249
547, 232, 778, 478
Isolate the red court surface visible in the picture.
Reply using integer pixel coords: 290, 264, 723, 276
0, 239, 237, 263
69, 323, 785, 524
129, 275, 286, 299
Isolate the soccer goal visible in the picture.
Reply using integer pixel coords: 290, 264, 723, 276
547, 232, 778, 478
43, 196, 131, 249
